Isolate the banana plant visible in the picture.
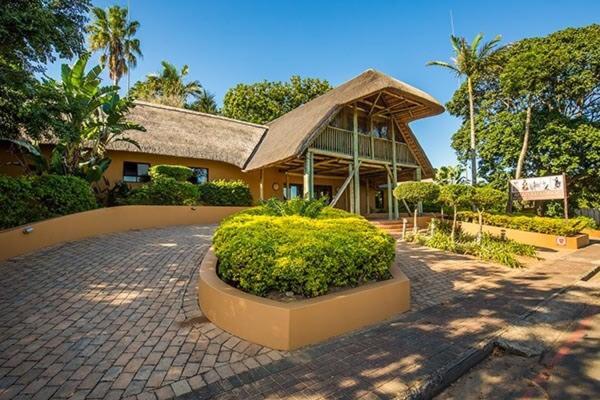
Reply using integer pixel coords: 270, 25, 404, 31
2, 54, 145, 182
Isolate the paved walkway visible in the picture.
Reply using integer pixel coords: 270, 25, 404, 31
0, 226, 284, 400
1, 225, 598, 400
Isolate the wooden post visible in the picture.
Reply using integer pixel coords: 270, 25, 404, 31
365, 178, 370, 217
387, 171, 393, 220
415, 167, 422, 214
285, 172, 290, 200
391, 120, 399, 219
353, 106, 361, 214
259, 168, 264, 201
303, 152, 313, 199
563, 173, 569, 219
348, 164, 354, 213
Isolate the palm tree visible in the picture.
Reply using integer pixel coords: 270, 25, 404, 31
188, 90, 219, 114
434, 165, 466, 185
131, 61, 203, 108
88, 6, 142, 87
428, 33, 501, 186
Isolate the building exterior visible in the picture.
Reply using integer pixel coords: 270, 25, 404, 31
0, 69, 444, 218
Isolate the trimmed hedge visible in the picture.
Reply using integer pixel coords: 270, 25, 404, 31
148, 165, 193, 182
213, 205, 395, 298
458, 211, 591, 236
0, 174, 97, 229
126, 176, 199, 205
197, 179, 252, 206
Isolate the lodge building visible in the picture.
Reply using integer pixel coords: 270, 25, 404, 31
0, 69, 444, 219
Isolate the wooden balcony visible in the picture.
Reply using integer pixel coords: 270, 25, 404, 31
310, 125, 417, 166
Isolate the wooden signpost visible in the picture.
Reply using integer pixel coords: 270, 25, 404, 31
508, 173, 569, 219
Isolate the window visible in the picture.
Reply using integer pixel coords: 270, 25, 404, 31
123, 162, 150, 183
374, 190, 384, 210
314, 185, 333, 201
284, 183, 303, 200
188, 167, 209, 184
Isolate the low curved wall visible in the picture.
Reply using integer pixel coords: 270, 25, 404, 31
198, 248, 410, 350
459, 221, 589, 249
0, 205, 247, 261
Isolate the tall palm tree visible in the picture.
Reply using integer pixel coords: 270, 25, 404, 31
88, 6, 142, 87
428, 33, 501, 186
131, 61, 203, 108
188, 90, 219, 114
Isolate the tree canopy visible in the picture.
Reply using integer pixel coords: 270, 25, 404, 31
222, 76, 331, 124
447, 24, 600, 209
130, 61, 203, 108
87, 5, 142, 86
0, 0, 90, 139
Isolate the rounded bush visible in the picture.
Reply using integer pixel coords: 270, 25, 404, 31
197, 179, 252, 206
126, 176, 199, 205
0, 174, 96, 229
148, 165, 193, 182
213, 206, 395, 298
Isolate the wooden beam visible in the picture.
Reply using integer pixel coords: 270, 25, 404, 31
259, 169, 264, 201
330, 164, 357, 207
353, 106, 361, 215
368, 92, 383, 115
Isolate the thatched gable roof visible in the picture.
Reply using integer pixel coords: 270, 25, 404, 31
244, 69, 444, 171
110, 102, 267, 169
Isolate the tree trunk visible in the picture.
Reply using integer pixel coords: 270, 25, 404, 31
515, 105, 532, 179
477, 210, 483, 244
413, 208, 418, 234
451, 205, 457, 242
467, 77, 477, 186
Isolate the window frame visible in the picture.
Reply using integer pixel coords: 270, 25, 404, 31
123, 161, 151, 183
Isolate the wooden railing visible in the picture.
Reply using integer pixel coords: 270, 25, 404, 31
311, 126, 417, 165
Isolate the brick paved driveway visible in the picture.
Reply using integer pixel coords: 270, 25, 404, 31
0, 226, 283, 400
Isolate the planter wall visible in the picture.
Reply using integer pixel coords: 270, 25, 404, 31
0, 205, 247, 261
198, 248, 410, 350
459, 221, 589, 250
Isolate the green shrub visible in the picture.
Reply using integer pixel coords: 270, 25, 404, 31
213, 205, 395, 298
197, 179, 252, 206
127, 176, 199, 205
408, 229, 536, 268
458, 211, 590, 236
148, 165, 193, 182
261, 197, 327, 218
0, 174, 97, 229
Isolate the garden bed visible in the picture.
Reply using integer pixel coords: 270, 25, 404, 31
459, 221, 589, 249
198, 247, 410, 350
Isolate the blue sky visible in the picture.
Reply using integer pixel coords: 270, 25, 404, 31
46, 0, 600, 167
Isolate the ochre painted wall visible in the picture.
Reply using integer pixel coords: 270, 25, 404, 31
0, 145, 390, 213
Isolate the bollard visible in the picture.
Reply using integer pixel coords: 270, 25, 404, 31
401, 218, 407, 240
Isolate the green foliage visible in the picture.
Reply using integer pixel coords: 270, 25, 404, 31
0, 0, 90, 139
222, 76, 331, 124
434, 165, 466, 185
130, 61, 203, 108
393, 181, 440, 207
87, 5, 141, 85
197, 180, 252, 206
4, 55, 145, 182
261, 198, 327, 218
213, 207, 395, 297
447, 24, 600, 208
409, 230, 536, 268
126, 176, 199, 206
438, 184, 474, 208
458, 211, 591, 236
0, 174, 97, 229
148, 165, 193, 182
471, 185, 506, 212
186, 90, 220, 115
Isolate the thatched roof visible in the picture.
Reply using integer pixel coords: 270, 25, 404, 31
244, 69, 444, 171
110, 102, 267, 169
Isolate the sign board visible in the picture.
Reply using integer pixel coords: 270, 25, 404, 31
510, 175, 566, 201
